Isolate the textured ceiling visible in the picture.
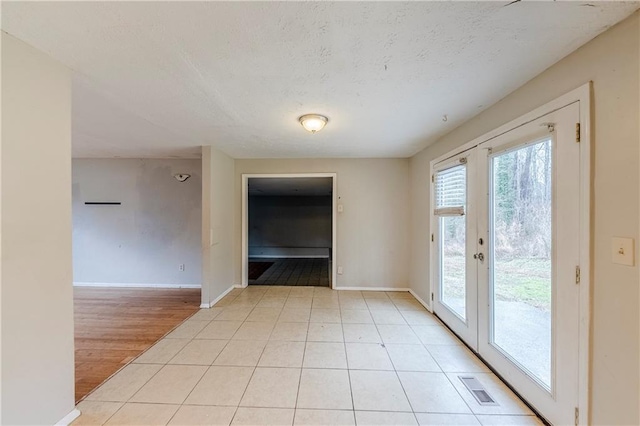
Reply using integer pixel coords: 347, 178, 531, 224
249, 177, 333, 197
2, 2, 638, 159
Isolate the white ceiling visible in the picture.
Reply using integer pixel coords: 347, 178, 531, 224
2, 2, 638, 159
249, 177, 333, 197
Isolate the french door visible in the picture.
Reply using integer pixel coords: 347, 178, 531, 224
432, 102, 581, 425
432, 149, 478, 348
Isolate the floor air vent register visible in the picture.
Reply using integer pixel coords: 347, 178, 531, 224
458, 376, 498, 406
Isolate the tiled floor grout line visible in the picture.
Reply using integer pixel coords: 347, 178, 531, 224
367, 298, 422, 424
78, 287, 539, 425
270, 287, 296, 424
292, 333, 308, 425
91, 398, 536, 416
174, 331, 231, 412
99, 402, 123, 425
77, 305, 207, 406
97, 346, 175, 424
340, 306, 358, 425
123, 299, 242, 424
442, 365, 479, 419
227, 290, 268, 425
98, 363, 475, 373
404, 301, 529, 420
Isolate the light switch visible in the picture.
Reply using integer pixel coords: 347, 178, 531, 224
612, 237, 634, 266
338, 204, 344, 213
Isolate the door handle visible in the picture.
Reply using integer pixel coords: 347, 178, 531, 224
473, 253, 485, 262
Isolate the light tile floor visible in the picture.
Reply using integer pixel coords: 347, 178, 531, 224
74, 287, 542, 426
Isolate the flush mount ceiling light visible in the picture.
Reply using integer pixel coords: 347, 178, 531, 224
174, 173, 191, 182
299, 114, 328, 133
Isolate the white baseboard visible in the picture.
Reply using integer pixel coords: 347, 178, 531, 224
56, 408, 81, 426
409, 289, 433, 313
200, 284, 235, 308
74, 282, 201, 289
335, 286, 411, 292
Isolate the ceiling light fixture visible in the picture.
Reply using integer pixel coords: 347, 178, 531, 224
299, 114, 328, 133
174, 174, 191, 182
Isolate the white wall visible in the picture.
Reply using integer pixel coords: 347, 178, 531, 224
235, 159, 410, 289
1, 33, 75, 425
72, 159, 202, 286
249, 195, 332, 249
409, 12, 639, 425
201, 146, 235, 306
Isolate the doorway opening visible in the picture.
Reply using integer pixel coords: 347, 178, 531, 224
71, 159, 203, 402
242, 173, 337, 288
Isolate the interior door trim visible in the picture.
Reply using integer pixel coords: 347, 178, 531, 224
241, 172, 338, 289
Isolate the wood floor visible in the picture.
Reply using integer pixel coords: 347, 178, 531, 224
74, 287, 201, 402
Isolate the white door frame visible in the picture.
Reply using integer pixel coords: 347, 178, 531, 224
241, 173, 338, 289
431, 148, 479, 349
429, 82, 592, 425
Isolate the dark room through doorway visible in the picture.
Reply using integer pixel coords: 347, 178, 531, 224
247, 176, 333, 287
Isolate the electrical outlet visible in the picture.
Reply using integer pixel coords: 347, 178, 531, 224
337, 266, 343, 275
179, 264, 185, 272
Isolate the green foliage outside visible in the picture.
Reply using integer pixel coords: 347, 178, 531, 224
442, 256, 551, 311
441, 139, 553, 312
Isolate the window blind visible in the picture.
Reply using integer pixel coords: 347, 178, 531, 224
434, 164, 466, 216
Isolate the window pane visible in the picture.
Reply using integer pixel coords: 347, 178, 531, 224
436, 163, 467, 320
441, 215, 466, 319
436, 165, 466, 209
491, 139, 552, 389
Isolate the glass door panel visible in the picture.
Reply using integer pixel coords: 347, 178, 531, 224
432, 152, 478, 349
476, 102, 581, 425
490, 138, 553, 389
440, 215, 466, 319
436, 164, 467, 320
433, 101, 582, 425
